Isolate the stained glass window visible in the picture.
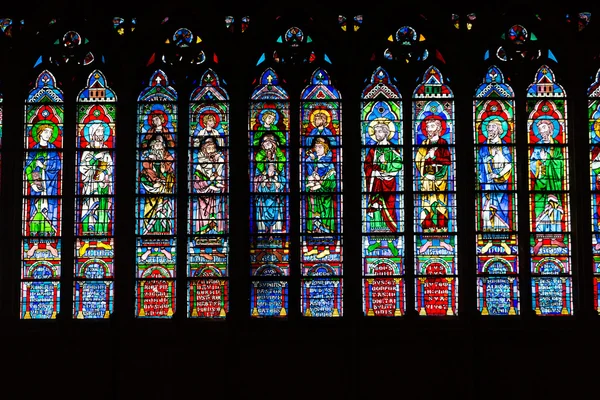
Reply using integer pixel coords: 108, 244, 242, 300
21, 70, 64, 319
588, 68, 600, 313
474, 66, 519, 315
413, 66, 457, 316
300, 68, 343, 317
527, 65, 572, 316
135, 70, 177, 318
361, 67, 404, 317
249, 68, 290, 318
188, 69, 229, 318
74, 70, 117, 319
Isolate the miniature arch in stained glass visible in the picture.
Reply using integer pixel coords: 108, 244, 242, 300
188, 69, 230, 318
361, 66, 405, 317
526, 65, 572, 316
21, 70, 64, 319
74, 70, 117, 319
474, 65, 519, 315
135, 69, 178, 318
300, 68, 343, 317
412, 65, 457, 316
249, 68, 291, 318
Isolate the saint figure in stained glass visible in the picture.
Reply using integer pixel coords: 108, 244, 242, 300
529, 117, 566, 254
255, 132, 287, 235
139, 125, 175, 237
25, 124, 61, 240
79, 122, 113, 234
478, 118, 512, 232
364, 120, 402, 237
304, 136, 336, 236
193, 136, 225, 235
414, 116, 452, 253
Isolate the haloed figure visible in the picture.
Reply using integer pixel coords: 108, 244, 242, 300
80, 123, 113, 235
363, 122, 402, 256
414, 117, 452, 253
24, 124, 61, 257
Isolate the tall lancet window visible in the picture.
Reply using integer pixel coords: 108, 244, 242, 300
588, 68, 600, 312
188, 69, 230, 318
360, 66, 405, 317
21, 70, 64, 319
74, 70, 117, 319
474, 66, 519, 315
412, 66, 457, 316
300, 68, 343, 317
249, 68, 290, 318
527, 65, 572, 316
135, 70, 178, 318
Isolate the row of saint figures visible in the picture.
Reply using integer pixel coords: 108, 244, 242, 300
15, 62, 600, 318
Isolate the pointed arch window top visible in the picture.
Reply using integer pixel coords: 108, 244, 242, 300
413, 66, 452, 98
475, 66, 514, 98
28, 70, 63, 103
78, 70, 117, 102
301, 68, 341, 100
526, 65, 565, 97
138, 70, 177, 102
190, 69, 229, 101
588, 68, 600, 97
362, 66, 401, 99
251, 68, 288, 100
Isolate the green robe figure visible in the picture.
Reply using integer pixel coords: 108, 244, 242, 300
530, 119, 566, 252
305, 137, 336, 234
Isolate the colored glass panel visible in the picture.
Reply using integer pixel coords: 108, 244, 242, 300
412, 66, 457, 316
300, 68, 343, 317
21, 70, 64, 319
188, 69, 230, 318
474, 66, 519, 315
526, 65, 572, 316
587, 68, 600, 313
74, 70, 117, 319
135, 70, 177, 318
249, 68, 290, 318
361, 67, 405, 317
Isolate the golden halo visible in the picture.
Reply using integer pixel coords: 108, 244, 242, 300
368, 118, 395, 141
309, 108, 332, 128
